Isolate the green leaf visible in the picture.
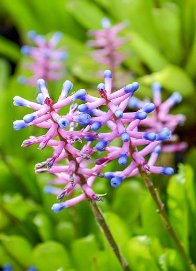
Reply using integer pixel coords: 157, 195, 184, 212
66, 0, 106, 29
0, 37, 21, 62
0, 235, 32, 267
32, 241, 71, 271
126, 236, 160, 271
128, 32, 169, 72
71, 234, 99, 271
140, 65, 195, 97
0, 59, 10, 90
55, 221, 75, 246
33, 213, 55, 241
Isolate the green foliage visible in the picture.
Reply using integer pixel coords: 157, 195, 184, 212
0, 0, 195, 270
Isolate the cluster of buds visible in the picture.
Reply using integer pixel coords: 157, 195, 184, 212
19, 31, 66, 86
2, 264, 36, 271
129, 82, 187, 153
88, 18, 127, 88
13, 70, 178, 212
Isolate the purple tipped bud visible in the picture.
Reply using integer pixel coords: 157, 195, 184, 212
143, 103, 155, 113
95, 140, 108, 151
37, 79, 46, 90
143, 132, 156, 141
157, 128, 171, 141
169, 92, 182, 105
51, 202, 66, 213
84, 136, 95, 141
13, 120, 27, 130
110, 176, 123, 188
135, 111, 147, 120
91, 121, 102, 131
27, 267, 37, 271
62, 80, 73, 98
23, 113, 37, 123
28, 31, 37, 40
13, 96, 28, 106
104, 70, 112, 78
21, 45, 31, 55
101, 18, 111, 28
161, 167, 174, 175
97, 83, 105, 91
124, 82, 139, 93
36, 93, 44, 105
3, 264, 13, 271
104, 172, 115, 180
18, 76, 27, 84
118, 154, 128, 166
115, 109, 123, 118
44, 186, 56, 194
58, 118, 69, 128
73, 89, 86, 100
152, 82, 161, 92
52, 32, 62, 42
120, 132, 130, 142
78, 104, 88, 112
154, 146, 161, 154
77, 113, 91, 126
128, 97, 141, 108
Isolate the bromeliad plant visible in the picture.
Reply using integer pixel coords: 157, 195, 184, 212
19, 31, 66, 86
13, 70, 194, 271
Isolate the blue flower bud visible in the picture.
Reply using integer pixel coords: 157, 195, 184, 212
118, 154, 128, 166
52, 32, 62, 42
44, 186, 55, 194
51, 202, 66, 213
27, 267, 37, 271
58, 118, 69, 128
23, 113, 37, 123
73, 89, 87, 100
13, 96, 28, 106
13, 120, 27, 130
104, 70, 112, 78
28, 31, 37, 40
97, 83, 105, 91
143, 103, 155, 113
61, 80, 73, 98
102, 18, 111, 28
84, 136, 95, 141
120, 132, 130, 142
153, 146, 161, 154
18, 76, 27, 84
152, 82, 161, 92
2, 264, 13, 271
104, 172, 115, 180
161, 167, 174, 175
59, 51, 67, 60
77, 113, 91, 126
95, 140, 108, 151
110, 176, 123, 188
124, 82, 139, 93
21, 45, 31, 55
78, 104, 88, 112
135, 111, 147, 120
36, 93, 44, 105
115, 109, 123, 118
156, 128, 171, 141
37, 79, 46, 90
143, 132, 156, 141
128, 97, 140, 108
170, 92, 182, 105
91, 121, 102, 131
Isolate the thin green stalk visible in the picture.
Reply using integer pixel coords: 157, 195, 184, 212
139, 169, 195, 271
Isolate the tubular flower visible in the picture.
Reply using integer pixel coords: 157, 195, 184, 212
14, 70, 175, 212
129, 82, 187, 153
87, 18, 127, 88
2, 264, 37, 271
19, 31, 66, 85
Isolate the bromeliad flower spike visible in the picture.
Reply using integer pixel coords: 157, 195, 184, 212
19, 31, 66, 85
13, 70, 174, 212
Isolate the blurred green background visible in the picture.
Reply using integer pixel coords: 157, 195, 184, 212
0, 0, 195, 270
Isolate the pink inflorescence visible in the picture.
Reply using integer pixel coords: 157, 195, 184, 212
129, 82, 187, 153
88, 18, 127, 87
19, 31, 66, 85
13, 70, 175, 212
